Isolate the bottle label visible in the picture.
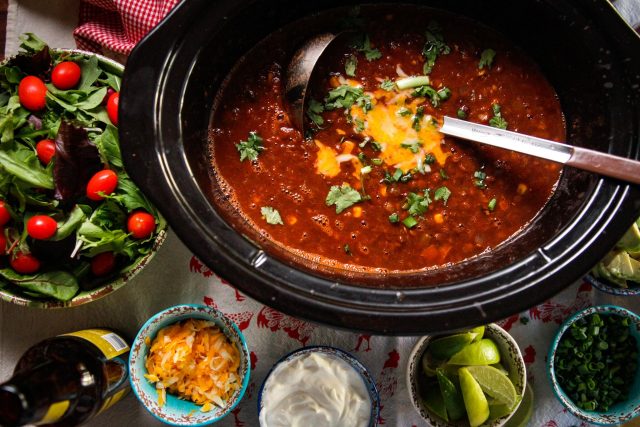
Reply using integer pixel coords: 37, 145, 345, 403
34, 400, 70, 425
62, 329, 130, 360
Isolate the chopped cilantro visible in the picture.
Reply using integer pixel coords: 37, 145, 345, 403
325, 85, 373, 113
403, 216, 418, 229
422, 20, 451, 74
488, 198, 497, 211
357, 152, 367, 164
236, 131, 264, 162
326, 184, 363, 214
474, 170, 487, 188
389, 212, 399, 223
380, 79, 395, 91
354, 118, 366, 133
479, 49, 497, 69
397, 107, 411, 117
345, 54, 357, 77
307, 99, 325, 127
456, 108, 468, 120
405, 190, 431, 216
439, 169, 448, 180
358, 34, 382, 61
413, 85, 449, 107
260, 206, 283, 225
371, 158, 383, 166
425, 153, 436, 164
434, 186, 451, 205
489, 103, 508, 129
412, 106, 425, 131
344, 244, 352, 255
401, 139, 422, 153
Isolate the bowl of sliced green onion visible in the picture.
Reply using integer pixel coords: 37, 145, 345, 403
548, 305, 640, 425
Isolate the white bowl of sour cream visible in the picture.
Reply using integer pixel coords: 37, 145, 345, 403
258, 346, 380, 427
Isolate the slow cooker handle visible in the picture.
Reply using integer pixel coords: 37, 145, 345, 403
119, 0, 210, 197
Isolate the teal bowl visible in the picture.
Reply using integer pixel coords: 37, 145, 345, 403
547, 305, 640, 425
129, 304, 250, 426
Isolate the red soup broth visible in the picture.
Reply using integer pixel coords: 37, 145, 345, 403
208, 9, 564, 274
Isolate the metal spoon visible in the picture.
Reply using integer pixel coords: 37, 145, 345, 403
440, 116, 640, 185
285, 32, 352, 131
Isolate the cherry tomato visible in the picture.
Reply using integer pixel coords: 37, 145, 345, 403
0, 231, 6, 255
0, 201, 10, 226
18, 76, 47, 111
86, 169, 118, 201
107, 92, 119, 126
26, 215, 58, 240
127, 211, 156, 239
51, 61, 82, 90
36, 139, 56, 165
102, 87, 115, 106
10, 252, 40, 274
91, 252, 116, 276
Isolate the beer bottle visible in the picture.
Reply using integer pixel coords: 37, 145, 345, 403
0, 329, 130, 426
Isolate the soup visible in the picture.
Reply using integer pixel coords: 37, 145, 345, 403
208, 8, 564, 274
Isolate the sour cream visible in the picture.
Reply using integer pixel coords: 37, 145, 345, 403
259, 351, 372, 427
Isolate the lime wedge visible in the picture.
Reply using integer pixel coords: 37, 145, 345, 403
466, 365, 518, 409
490, 363, 509, 376
423, 382, 448, 421
422, 350, 445, 377
489, 401, 513, 420
503, 383, 533, 427
617, 222, 640, 251
449, 339, 501, 365
436, 369, 465, 421
459, 367, 490, 427
470, 325, 485, 342
429, 332, 476, 359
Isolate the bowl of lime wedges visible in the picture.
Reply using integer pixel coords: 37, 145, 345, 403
406, 324, 527, 427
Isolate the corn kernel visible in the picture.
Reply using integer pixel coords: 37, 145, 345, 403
353, 206, 363, 218
379, 186, 387, 197
517, 183, 528, 194
336, 129, 346, 135
287, 216, 298, 225
433, 213, 444, 224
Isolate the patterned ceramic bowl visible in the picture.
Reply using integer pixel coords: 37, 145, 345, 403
547, 305, 640, 425
585, 273, 640, 297
257, 346, 380, 426
0, 48, 167, 308
406, 323, 527, 427
129, 304, 251, 426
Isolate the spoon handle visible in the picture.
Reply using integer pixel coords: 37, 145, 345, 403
440, 116, 640, 186
568, 147, 640, 185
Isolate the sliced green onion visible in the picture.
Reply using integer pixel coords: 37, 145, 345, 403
396, 75, 431, 90
403, 216, 418, 228
360, 165, 372, 174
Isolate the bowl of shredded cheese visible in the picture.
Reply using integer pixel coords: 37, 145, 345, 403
129, 304, 250, 425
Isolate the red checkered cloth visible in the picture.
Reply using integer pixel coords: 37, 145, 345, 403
73, 0, 180, 56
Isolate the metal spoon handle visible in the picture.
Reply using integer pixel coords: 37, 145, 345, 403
567, 146, 640, 185
441, 116, 640, 185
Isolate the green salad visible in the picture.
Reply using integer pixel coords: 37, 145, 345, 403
0, 34, 164, 302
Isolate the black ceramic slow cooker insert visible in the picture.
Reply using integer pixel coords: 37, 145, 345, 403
119, 0, 640, 334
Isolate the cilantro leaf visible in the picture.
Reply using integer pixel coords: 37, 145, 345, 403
434, 186, 451, 205
326, 184, 362, 214
401, 139, 422, 153
358, 34, 382, 61
412, 106, 425, 131
422, 20, 450, 74
324, 85, 372, 113
397, 107, 411, 117
474, 170, 487, 188
345, 54, 358, 77
354, 118, 365, 133
479, 49, 497, 69
489, 103, 508, 129
405, 190, 431, 216
380, 79, 395, 91
457, 108, 468, 120
307, 99, 325, 127
261, 206, 283, 225
389, 212, 399, 223
236, 131, 264, 162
